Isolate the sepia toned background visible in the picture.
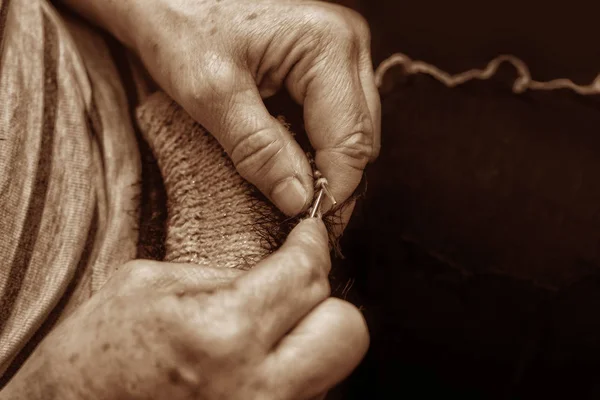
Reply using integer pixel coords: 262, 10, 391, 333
322, 0, 600, 398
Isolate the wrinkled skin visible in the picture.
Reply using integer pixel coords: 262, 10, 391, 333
0, 1, 377, 397
2, 220, 369, 400
63, 0, 381, 219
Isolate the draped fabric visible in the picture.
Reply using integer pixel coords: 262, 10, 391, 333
0, 0, 140, 379
0, 0, 285, 385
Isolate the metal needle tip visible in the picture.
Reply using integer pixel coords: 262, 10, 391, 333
309, 188, 325, 218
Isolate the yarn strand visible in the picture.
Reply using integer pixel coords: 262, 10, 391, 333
375, 52, 600, 95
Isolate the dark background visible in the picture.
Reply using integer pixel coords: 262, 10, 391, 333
326, 1, 600, 398
351, 0, 600, 83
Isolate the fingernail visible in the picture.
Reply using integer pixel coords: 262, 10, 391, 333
272, 178, 308, 216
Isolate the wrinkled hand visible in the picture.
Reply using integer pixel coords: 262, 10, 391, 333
2, 219, 368, 400
91, 0, 381, 216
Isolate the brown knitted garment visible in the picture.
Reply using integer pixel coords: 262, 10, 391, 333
136, 92, 289, 269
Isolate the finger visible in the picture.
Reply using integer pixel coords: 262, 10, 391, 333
263, 298, 370, 399
329, 49, 376, 234
112, 260, 246, 296
358, 36, 381, 160
185, 67, 314, 216
225, 218, 331, 346
287, 42, 375, 210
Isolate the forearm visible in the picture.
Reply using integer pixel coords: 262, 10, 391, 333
58, 0, 143, 49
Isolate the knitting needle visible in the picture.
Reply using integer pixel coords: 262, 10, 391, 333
309, 188, 325, 218
309, 181, 337, 218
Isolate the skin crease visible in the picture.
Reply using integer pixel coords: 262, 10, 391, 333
2, 220, 369, 400
60, 0, 381, 220
1, 1, 377, 398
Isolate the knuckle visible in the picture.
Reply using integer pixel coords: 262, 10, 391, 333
332, 126, 374, 170
182, 57, 239, 106
348, 10, 371, 43
230, 128, 286, 181
118, 260, 161, 290
304, 7, 358, 50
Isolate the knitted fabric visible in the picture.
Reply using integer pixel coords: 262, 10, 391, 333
136, 92, 284, 269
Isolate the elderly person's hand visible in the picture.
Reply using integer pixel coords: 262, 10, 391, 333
2, 219, 369, 399
63, 0, 381, 217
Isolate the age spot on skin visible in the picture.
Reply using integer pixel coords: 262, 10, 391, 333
246, 13, 258, 20
101, 343, 111, 352
68, 353, 79, 364
167, 368, 182, 384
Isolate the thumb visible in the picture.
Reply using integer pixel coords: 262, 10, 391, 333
183, 67, 314, 216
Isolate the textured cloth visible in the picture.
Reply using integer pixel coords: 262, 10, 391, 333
0, 0, 286, 384
4, 0, 600, 398
0, 0, 140, 378
136, 92, 280, 269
